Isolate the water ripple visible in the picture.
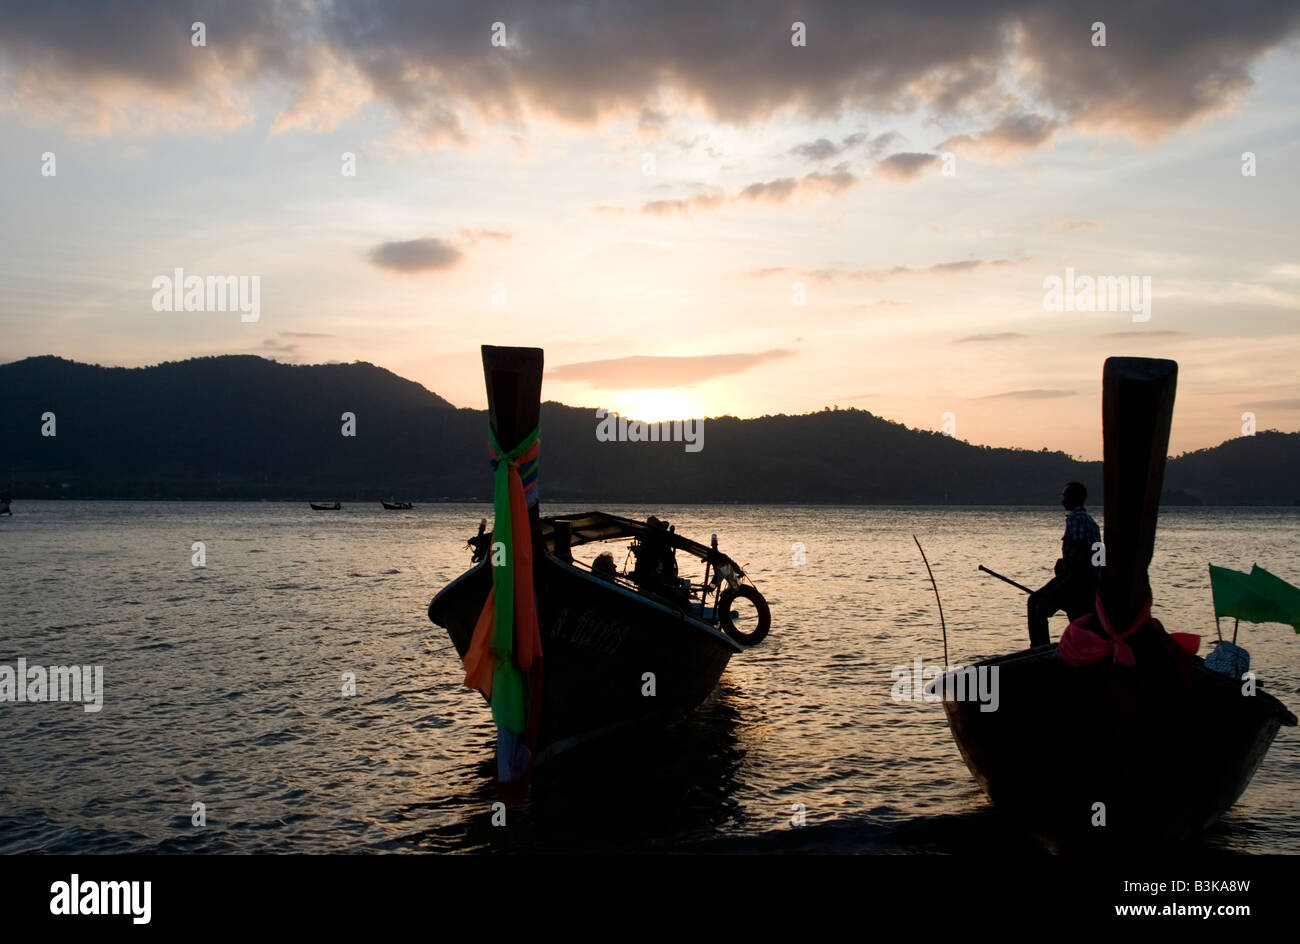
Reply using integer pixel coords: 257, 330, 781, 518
0, 500, 1295, 853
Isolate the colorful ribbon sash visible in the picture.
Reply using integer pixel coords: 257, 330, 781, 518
462, 426, 542, 793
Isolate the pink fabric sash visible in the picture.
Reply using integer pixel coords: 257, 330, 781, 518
1060, 595, 1199, 667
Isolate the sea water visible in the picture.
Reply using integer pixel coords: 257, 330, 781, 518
1, 501, 1296, 853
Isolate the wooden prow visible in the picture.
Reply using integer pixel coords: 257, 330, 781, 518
482, 345, 543, 452
1099, 356, 1177, 648
482, 344, 544, 540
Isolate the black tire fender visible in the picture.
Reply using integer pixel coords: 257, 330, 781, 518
718, 585, 770, 646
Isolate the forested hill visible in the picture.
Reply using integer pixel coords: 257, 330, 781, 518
2, 355, 1297, 504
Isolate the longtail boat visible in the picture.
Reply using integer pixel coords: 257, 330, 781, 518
309, 501, 341, 510
934, 357, 1295, 847
428, 345, 770, 798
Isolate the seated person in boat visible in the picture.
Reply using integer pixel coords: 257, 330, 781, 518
468, 519, 491, 563
591, 551, 619, 581
1027, 481, 1100, 647
631, 517, 689, 604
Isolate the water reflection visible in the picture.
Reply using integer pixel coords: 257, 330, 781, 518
1, 501, 1295, 853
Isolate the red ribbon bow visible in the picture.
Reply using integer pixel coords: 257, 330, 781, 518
1059, 595, 1199, 667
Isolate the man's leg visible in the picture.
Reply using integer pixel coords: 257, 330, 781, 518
1027, 576, 1069, 647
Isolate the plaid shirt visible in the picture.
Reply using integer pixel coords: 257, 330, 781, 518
1062, 506, 1100, 570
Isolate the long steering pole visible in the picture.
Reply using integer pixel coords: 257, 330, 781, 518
978, 564, 1035, 595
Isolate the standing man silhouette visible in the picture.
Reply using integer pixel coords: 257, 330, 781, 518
1027, 481, 1099, 646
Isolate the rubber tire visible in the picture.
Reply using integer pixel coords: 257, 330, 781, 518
719, 585, 771, 646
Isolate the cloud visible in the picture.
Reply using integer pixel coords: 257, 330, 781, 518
742, 266, 842, 281
549, 349, 794, 388
864, 132, 902, 157
0, 1, 303, 135
368, 238, 464, 273
1097, 330, 1182, 338
955, 332, 1026, 343
673, 134, 723, 157
790, 137, 842, 161
642, 199, 690, 215
979, 389, 1076, 400
458, 227, 513, 244
1247, 398, 1300, 410
942, 112, 1059, 159
801, 165, 858, 194
733, 166, 858, 205
789, 131, 895, 162
927, 260, 1006, 274
638, 105, 670, 136
873, 152, 940, 181
646, 167, 858, 215
744, 258, 1018, 281
279, 331, 335, 339
868, 258, 1018, 279
259, 337, 301, 362
642, 190, 726, 215
1014, 5, 1290, 141
3, 3, 1296, 151
737, 177, 800, 204
1056, 220, 1101, 231
270, 55, 369, 135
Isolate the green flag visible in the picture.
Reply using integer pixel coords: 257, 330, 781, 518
1209, 564, 1300, 631
1249, 565, 1300, 632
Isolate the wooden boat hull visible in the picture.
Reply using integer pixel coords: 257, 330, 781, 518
429, 552, 741, 760
940, 645, 1296, 846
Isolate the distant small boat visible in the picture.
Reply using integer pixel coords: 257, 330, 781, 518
382, 500, 413, 510
310, 501, 341, 511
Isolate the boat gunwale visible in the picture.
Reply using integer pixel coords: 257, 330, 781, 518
428, 551, 746, 655
927, 643, 1296, 725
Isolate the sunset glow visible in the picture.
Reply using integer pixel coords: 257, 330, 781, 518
2, 4, 1298, 459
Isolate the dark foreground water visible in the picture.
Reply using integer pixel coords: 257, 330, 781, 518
1, 501, 1296, 854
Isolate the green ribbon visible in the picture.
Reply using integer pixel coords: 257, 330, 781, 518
488, 425, 539, 734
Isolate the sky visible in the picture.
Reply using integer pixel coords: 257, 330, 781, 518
1, 1, 1298, 460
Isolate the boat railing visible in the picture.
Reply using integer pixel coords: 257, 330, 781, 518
468, 517, 745, 630
565, 548, 720, 627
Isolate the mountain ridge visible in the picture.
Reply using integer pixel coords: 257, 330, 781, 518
2, 355, 1296, 505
